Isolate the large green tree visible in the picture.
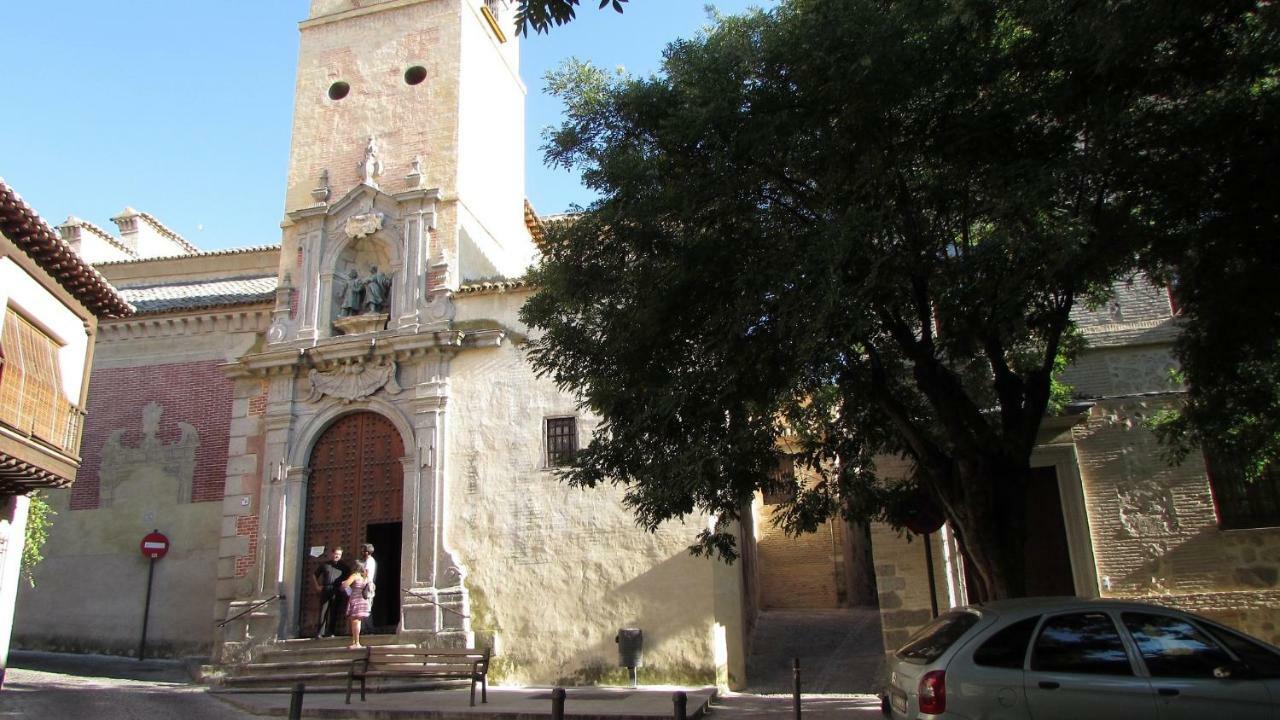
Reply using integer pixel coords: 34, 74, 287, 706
521, 0, 1279, 599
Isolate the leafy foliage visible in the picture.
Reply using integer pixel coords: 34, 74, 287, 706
21, 492, 54, 588
522, 0, 1278, 598
514, 0, 628, 36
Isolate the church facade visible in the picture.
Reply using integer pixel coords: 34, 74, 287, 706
12, 0, 1280, 691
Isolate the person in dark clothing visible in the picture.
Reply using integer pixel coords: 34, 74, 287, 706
311, 546, 350, 638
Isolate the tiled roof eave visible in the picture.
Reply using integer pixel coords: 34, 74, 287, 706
0, 178, 133, 319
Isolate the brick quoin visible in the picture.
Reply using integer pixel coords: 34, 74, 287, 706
248, 381, 268, 416
235, 514, 260, 578
72, 360, 234, 510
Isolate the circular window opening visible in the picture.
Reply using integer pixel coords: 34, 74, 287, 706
404, 66, 427, 86
328, 81, 350, 100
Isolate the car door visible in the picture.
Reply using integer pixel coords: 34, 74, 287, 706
1120, 611, 1274, 720
1023, 611, 1160, 720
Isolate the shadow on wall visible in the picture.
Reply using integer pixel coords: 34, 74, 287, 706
550, 549, 719, 687
1112, 524, 1280, 596
1110, 524, 1280, 643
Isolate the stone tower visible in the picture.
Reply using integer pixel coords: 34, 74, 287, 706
270, 0, 534, 345
217, 0, 538, 654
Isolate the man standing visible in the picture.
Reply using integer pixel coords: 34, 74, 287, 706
360, 543, 377, 584
311, 546, 349, 638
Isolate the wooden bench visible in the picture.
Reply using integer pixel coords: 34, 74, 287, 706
346, 647, 490, 705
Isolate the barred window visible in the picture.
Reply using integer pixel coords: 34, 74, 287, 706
1206, 448, 1280, 530
545, 417, 577, 467
0, 309, 72, 449
762, 455, 797, 506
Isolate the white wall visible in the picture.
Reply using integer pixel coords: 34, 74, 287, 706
0, 258, 91, 404
456, 0, 538, 277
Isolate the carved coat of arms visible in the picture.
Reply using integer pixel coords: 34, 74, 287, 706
305, 358, 402, 403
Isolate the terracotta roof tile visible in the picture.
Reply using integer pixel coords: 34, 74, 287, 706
0, 177, 132, 318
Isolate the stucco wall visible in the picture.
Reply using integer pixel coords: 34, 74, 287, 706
13, 309, 267, 658
446, 326, 720, 685
13, 477, 221, 657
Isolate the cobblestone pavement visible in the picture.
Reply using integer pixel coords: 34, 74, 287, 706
744, 609, 886, 694
0, 653, 256, 720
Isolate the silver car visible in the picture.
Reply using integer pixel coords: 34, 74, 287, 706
884, 598, 1280, 719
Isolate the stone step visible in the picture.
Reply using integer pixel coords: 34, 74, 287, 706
222, 670, 351, 686
228, 658, 354, 677
256, 645, 415, 664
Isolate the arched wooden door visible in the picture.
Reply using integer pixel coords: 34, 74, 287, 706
300, 411, 404, 636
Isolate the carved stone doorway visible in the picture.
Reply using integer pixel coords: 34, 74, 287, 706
300, 411, 404, 637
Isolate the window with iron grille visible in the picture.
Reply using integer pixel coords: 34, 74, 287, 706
545, 417, 577, 467
1206, 448, 1280, 530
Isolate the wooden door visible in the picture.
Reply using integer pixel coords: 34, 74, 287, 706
300, 412, 404, 636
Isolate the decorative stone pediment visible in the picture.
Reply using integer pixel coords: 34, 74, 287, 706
304, 358, 402, 403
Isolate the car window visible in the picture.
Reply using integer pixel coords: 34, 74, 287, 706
974, 616, 1041, 669
1031, 612, 1133, 675
1202, 624, 1280, 678
897, 611, 980, 664
1122, 612, 1233, 678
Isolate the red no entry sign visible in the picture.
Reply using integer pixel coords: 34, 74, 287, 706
140, 531, 169, 559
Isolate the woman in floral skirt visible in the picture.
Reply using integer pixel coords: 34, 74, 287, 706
342, 560, 372, 649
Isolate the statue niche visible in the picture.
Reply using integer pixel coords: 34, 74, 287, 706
330, 235, 393, 335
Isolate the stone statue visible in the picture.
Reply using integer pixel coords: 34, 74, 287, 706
363, 266, 391, 314
360, 136, 382, 186
338, 269, 364, 317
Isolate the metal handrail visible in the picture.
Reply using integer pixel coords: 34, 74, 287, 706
402, 587, 469, 619
217, 594, 285, 628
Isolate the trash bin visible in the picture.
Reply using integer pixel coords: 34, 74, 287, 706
615, 627, 643, 667
615, 628, 643, 687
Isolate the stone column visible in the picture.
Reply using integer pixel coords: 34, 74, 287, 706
280, 467, 311, 638
400, 351, 469, 643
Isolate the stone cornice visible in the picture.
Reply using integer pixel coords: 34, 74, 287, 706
228, 327, 508, 378
98, 306, 272, 343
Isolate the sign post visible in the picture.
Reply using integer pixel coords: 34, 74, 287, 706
138, 530, 169, 661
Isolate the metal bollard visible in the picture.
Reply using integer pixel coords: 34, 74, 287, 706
289, 683, 305, 720
552, 687, 566, 720
673, 690, 688, 720
792, 657, 802, 720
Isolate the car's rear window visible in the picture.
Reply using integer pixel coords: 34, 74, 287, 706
897, 611, 980, 664
974, 616, 1041, 669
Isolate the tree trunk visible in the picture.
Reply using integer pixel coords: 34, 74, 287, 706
930, 460, 1032, 601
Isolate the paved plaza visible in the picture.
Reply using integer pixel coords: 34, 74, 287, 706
0, 652, 886, 719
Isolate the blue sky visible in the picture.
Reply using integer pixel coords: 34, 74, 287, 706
0, 1, 769, 251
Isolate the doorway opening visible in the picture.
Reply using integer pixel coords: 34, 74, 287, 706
365, 521, 401, 634
300, 411, 404, 637
963, 465, 1076, 601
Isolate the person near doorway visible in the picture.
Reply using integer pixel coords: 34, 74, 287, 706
360, 543, 377, 585
311, 546, 350, 638
342, 561, 373, 649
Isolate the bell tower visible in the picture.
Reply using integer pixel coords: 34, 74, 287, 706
217, 0, 534, 651
269, 0, 534, 344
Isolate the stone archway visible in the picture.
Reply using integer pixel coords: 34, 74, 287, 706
300, 411, 404, 636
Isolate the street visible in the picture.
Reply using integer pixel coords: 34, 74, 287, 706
0, 652, 254, 720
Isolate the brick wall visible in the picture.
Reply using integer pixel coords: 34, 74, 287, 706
72, 360, 233, 510
756, 507, 845, 609
234, 514, 260, 578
